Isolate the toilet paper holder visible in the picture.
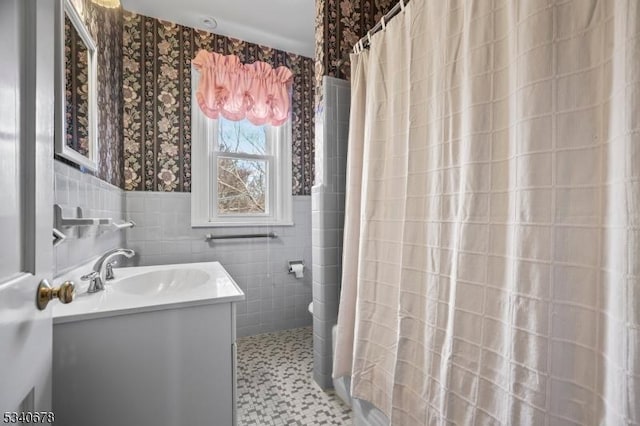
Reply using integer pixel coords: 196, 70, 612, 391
288, 260, 304, 274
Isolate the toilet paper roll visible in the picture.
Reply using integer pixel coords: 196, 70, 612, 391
291, 263, 304, 278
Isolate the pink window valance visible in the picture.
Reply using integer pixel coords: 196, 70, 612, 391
192, 49, 294, 127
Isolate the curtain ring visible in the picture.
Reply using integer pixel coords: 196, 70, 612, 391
400, 0, 405, 11
367, 32, 372, 45
381, 16, 386, 30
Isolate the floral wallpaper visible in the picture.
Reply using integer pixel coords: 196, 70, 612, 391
64, 15, 90, 157
58, 0, 123, 187
315, 0, 395, 102
61, 0, 394, 191
122, 12, 315, 195
89, 1, 124, 188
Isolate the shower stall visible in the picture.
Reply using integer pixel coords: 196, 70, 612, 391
323, 0, 640, 425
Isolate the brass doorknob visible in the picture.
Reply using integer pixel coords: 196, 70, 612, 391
36, 279, 75, 310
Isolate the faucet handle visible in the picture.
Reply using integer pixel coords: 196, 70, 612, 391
80, 271, 103, 293
105, 261, 117, 281
80, 271, 99, 281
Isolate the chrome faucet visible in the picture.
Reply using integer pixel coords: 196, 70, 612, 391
81, 248, 135, 293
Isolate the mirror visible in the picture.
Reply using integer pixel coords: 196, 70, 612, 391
55, 0, 98, 171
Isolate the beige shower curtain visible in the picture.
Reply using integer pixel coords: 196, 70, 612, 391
334, 0, 640, 424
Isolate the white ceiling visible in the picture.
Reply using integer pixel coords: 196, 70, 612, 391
121, 0, 315, 58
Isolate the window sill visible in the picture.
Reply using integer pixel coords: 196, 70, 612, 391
191, 221, 295, 228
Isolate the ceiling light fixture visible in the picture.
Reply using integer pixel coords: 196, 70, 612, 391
91, 0, 120, 8
202, 17, 218, 30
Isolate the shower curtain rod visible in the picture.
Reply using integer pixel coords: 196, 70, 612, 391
353, 0, 409, 53
335, 0, 409, 68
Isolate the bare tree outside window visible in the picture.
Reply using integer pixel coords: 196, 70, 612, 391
216, 118, 268, 214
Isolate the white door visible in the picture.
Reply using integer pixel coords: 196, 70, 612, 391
0, 0, 57, 417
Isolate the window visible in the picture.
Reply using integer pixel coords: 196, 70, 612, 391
191, 73, 292, 226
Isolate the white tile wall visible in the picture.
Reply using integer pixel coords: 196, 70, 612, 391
312, 76, 350, 388
124, 191, 313, 337
53, 161, 125, 276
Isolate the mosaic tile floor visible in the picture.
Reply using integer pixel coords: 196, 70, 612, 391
237, 327, 353, 425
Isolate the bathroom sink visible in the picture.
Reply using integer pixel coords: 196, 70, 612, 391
52, 261, 245, 324
113, 268, 210, 296
52, 261, 243, 426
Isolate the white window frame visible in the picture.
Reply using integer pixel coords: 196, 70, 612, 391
191, 69, 293, 227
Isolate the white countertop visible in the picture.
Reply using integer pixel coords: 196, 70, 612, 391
53, 261, 245, 324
